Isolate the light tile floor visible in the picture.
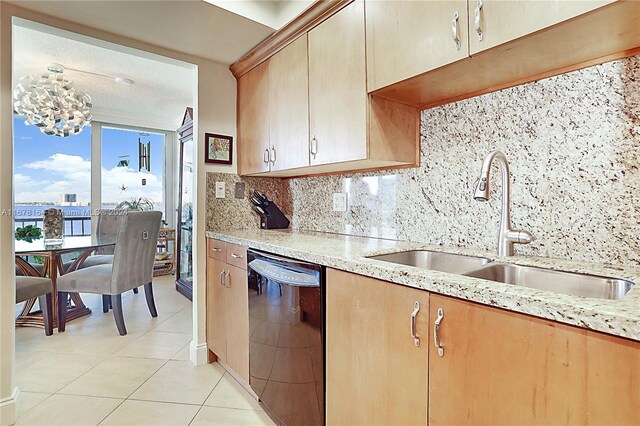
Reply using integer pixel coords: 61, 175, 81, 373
14, 275, 275, 426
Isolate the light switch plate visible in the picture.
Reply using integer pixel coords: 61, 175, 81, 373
332, 193, 347, 212
215, 182, 226, 198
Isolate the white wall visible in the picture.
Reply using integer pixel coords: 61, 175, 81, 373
0, 4, 237, 424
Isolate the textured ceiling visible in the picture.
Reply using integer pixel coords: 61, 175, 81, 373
205, 0, 315, 29
6, 0, 275, 65
13, 24, 194, 130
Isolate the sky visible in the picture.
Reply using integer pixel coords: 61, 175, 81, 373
13, 117, 165, 206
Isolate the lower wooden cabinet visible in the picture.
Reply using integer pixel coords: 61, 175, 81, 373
326, 268, 429, 425
206, 239, 249, 383
428, 294, 640, 425
325, 269, 639, 425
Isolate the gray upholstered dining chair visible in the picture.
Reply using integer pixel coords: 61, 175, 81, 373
79, 209, 119, 269
57, 210, 162, 335
16, 276, 53, 336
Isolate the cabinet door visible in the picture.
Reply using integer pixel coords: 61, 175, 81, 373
206, 258, 227, 363
469, 0, 613, 55
366, 0, 469, 92
308, 0, 367, 166
269, 34, 310, 172
429, 295, 640, 425
238, 61, 270, 175
326, 269, 429, 425
225, 264, 250, 383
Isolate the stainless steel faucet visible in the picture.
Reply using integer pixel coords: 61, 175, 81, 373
473, 150, 535, 256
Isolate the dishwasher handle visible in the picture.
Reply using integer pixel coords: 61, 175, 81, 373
248, 259, 319, 287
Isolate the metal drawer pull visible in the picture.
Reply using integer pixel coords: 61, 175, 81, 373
451, 11, 461, 50
224, 270, 231, 288
230, 253, 243, 259
270, 146, 276, 164
219, 270, 225, 286
410, 301, 420, 347
434, 308, 444, 357
263, 149, 269, 164
310, 137, 318, 160
475, 0, 483, 41
211, 247, 222, 253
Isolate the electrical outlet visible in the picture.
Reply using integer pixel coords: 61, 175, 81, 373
234, 182, 246, 199
332, 193, 347, 212
215, 182, 226, 198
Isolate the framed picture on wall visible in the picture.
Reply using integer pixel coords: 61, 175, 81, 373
204, 133, 233, 165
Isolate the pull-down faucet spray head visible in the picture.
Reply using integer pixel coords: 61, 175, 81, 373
473, 175, 490, 202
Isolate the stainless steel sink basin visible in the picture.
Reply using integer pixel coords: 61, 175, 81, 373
368, 250, 493, 274
464, 263, 635, 300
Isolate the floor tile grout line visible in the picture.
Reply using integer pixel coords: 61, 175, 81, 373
15, 392, 55, 418
121, 357, 172, 400
200, 370, 227, 407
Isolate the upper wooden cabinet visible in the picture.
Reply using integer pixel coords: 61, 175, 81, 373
372, 0, 639, 108
308, 0, 368, 166
238, 61, 270, 175
469, 0, 614, 54
269, 34, 310, 172
326, 268, 429, 425
237, 0, 420, 177
366, 0, 469, 92
428, 294, 640, 425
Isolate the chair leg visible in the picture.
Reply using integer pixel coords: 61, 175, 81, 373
57, 292, 68, 332
38, 293, 53, 336
102, 295, 110, 313
133, 287, 139, 294
144, 283, 158, 318
111, 294, 127, 336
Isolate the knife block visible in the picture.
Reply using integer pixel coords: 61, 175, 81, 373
259, 203, 290, 229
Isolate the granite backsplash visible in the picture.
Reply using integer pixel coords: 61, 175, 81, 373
207, 55, 640, 267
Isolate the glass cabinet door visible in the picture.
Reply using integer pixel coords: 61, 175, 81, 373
177, 138, 193, 287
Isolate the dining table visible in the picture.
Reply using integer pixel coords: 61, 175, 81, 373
15, 235, 116, 329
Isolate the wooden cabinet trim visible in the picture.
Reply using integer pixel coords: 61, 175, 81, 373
230, 0, 354, 78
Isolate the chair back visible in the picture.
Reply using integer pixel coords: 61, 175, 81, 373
109, 211, 162, 294
95, 210, 120, 255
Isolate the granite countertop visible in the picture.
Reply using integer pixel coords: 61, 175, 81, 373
206, 229, 640, 341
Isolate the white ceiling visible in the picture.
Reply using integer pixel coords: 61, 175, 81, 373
205, 0, 315, 29
6, 0, 276, 65
13, 23, 195, 130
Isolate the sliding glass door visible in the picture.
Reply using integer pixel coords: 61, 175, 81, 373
100, 126, 166, 220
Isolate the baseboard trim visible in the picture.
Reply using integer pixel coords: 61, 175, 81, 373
0, 387, 20, 426
189, 340, 208, 366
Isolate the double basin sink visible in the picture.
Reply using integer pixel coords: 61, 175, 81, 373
368, 250, 635, 300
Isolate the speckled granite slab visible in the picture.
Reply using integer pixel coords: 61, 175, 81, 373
206, 229, 640, 341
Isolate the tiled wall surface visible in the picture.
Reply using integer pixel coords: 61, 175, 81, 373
208, 55, 640, 266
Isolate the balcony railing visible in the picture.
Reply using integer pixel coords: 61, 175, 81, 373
14, 216, 92, 237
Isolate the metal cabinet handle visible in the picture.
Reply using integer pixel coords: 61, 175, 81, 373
230, 253, 243, 259
270, 146, 276, 164
410, 301, 420, 347
263, 148, 269, 164
434, 308, 444, 357
451, 11, 461, 50
474, 0, 483, 41
211, 247, 222, 253
224, 270, 231, 288
310, 137, 318, 160
219, 270, 225, 286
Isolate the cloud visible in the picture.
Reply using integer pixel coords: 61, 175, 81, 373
15, 153, 163, 207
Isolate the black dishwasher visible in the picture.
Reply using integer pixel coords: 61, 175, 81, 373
247, 249, 325, 426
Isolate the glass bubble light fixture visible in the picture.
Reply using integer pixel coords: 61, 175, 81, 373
13, 69, 93, 137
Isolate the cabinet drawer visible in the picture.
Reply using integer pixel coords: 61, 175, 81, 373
207, 238, 227, 261
226, 243, 248, 269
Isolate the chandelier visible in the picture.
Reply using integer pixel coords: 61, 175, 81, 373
13, 67, 93, 137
